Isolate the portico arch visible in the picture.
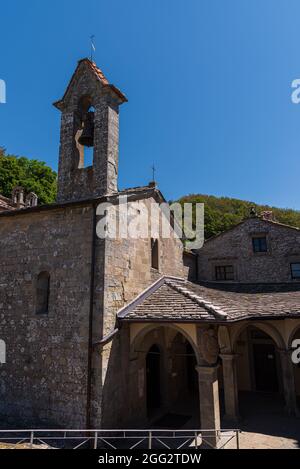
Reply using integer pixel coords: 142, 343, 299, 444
231, 323, 287, 421
128, 324, 200, 427
232, 321, 285, 351
130, 323, 201, 364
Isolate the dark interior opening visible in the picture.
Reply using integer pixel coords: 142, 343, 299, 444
146, 344, 161, 415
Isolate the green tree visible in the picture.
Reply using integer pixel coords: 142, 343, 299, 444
177, 194, 300, 240
0, 151, 57, 204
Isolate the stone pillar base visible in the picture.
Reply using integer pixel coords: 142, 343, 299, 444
196, 365, 221, 448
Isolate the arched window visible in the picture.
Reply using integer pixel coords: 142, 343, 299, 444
36, 272, 50, 314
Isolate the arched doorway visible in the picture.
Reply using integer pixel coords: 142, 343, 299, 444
251, 328, 279, 392
146, 345, 161, 415
130, 325, 200, 428
234, 325, 283, 417
168, 333, 198, 409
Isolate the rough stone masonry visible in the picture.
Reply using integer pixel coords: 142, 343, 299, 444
0, 58, 189, 429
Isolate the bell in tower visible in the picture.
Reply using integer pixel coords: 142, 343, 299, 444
54, 58, 127, 203
78, 111, 94, 148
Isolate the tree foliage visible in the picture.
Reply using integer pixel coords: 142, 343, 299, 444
0, 151, 57, 204
177, 193, 300, 240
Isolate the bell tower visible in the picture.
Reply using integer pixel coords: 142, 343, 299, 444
54, 58, 127, 202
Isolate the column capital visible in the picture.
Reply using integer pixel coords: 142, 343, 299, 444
278, 349, 294, 361
220, 353, 238, 361
195, 364, 219, 379
278, 348, 289, 354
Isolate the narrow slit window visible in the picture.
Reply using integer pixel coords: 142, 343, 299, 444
151, 238, 159, 270
36, 272, 50, 314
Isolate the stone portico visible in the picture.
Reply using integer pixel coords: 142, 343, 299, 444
115, 276, 300, 447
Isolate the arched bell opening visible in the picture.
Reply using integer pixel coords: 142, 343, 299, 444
75, 96, 95, 169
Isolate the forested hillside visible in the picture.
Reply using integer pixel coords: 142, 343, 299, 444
1, 147, 299, 238
178, 194, 300, 240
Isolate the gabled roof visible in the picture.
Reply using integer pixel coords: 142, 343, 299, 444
53, 58, 127, 110
205, 216, 300, 245
117, 276, 300, 323
117, 276, 227, 323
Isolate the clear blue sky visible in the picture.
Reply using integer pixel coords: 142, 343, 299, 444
1, 0, 300, 209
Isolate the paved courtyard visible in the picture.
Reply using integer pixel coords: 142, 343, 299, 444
166, 391, 300, 449
225, 392, 300, 449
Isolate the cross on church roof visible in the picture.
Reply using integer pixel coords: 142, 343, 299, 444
152, 164, 156, 181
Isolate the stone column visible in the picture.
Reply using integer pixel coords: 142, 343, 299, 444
196, 365, 221, 448
279, 349, 298, 416
220, 353, 239, 423
128, 353, 147, 427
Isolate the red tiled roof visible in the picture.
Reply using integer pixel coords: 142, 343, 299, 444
83, 59, 109, 86
54, 58, 127, 109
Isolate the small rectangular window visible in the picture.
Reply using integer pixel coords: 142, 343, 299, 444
151, 238, 159, 270
215, 265, 234, 281
252, 236, 268, 253
291, 263, 300, 279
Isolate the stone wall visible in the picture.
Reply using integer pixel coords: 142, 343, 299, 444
0, 192, 188, 429
90, 196, 187, 427
197, 218, 300, 283
183, 251, 197, 281
0, 205, 95, 428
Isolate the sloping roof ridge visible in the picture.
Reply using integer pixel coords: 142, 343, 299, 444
0, 194, 12, 203
263, 217, 300, 231
117, 276, 185, 319
165, 279, 228, 319
117, 184, 155, 194
0, 193, 15, 211
54, 58, 127, 109
80, 58, 110, 85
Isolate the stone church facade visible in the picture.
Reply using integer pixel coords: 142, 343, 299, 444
0, 59, 300, 446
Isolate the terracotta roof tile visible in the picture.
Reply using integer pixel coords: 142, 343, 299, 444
54, 58, 127, 109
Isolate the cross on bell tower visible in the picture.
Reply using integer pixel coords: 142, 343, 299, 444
54, 58, 127, 203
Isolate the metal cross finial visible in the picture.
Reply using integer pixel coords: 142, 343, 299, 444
90, 35, 96, 62
151, 163, 156, 182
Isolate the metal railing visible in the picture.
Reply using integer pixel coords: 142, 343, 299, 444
0, 428, 240, 449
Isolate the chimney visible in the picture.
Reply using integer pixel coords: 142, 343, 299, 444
25, 192, 38, 208
11, 186, 25, 209
261, 210, 274, 221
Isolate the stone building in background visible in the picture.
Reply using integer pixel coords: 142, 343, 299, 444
0, 59, 299, 447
